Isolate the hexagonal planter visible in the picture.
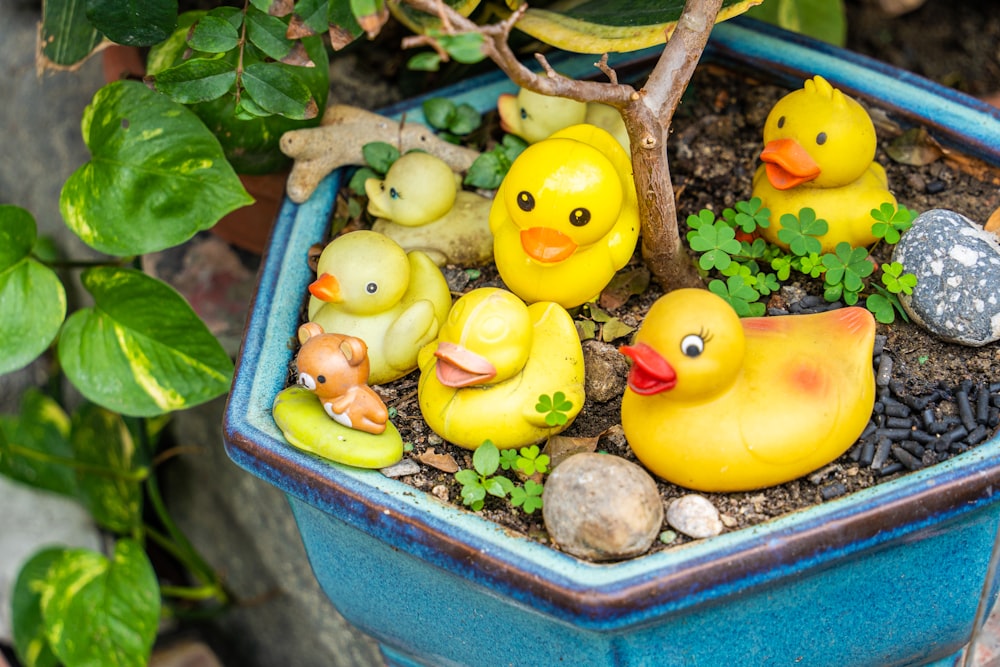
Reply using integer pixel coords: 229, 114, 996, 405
223, 18, 1000, 667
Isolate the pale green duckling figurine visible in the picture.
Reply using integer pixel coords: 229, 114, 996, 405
366, 151, 494, 266
308, 230, 452, 384
497, 86, 629, 151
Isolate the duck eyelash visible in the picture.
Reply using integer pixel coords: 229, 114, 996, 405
699, 327, 713, 343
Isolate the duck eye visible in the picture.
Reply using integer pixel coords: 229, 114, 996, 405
366, 282, 378, 294
520, 107, 528, 120
517, 191, 535, 212
317, 375, 326, 384
389, 187, 400, 200
816, 132, 827, 145
680, 334, 705, 358
569, 208, 591, 227
776, 116, 785, 128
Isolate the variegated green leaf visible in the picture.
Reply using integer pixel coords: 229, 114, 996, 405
60, 80, 253, 256
11, 548, 62, 667
508, 0, 762, 54
39, 541, 160, 667
71, 404, 145, 533
0, 390, 77, 497
0, 206, 66, 374
58, 267, 233, 417
38, 0, 102, 69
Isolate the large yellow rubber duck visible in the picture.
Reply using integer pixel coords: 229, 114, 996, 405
752, 75, 896, 253
417, 287, 585, 450
308, 230, 452, 384
620, 288, 876, 492
497, 87, 630, 150
366, 152, 494, 266
489, 124, 639, 310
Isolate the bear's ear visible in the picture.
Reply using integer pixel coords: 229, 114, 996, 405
298, 322, 324, 344
340, 337, 368, 367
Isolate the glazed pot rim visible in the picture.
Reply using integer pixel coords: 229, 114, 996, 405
223, 17, 1000, 630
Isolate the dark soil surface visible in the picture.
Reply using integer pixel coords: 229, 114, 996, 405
303, 0, 1000, 558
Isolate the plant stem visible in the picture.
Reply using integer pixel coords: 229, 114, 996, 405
159, 583, 228, 602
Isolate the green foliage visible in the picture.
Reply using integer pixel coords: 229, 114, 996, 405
871, 203, 917, 244
455, 441, 548, 514
465, 134, 528, 189
746, 0, 847, 46
688, 201, 918, 323
535, 392, 574, 427
423, 98, 482, 139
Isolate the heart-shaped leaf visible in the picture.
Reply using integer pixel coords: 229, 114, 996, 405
58, 267, 234, 417
0, 390, 77, 497
71, 404, 145, 533
60, 80, 253, 256
40, 541, 160, 667
11, 547, 63, 667
0, 207, 66, 374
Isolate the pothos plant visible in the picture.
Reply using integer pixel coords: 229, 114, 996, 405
4, 1, 340, 665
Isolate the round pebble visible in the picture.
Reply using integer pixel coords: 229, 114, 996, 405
543, 453, 663, 561
582, 340, 630, 402
892, 209, 1000, 346
665, 494, 724, 539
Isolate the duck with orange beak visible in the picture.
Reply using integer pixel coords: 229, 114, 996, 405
308, 230, 452, 384
751, 75, 896, 253
488, 124, 639, 310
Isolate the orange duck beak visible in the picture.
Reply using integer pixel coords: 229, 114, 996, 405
621, 343, 677, 395
520, 227, 577, 263
760, 138, 821, 190
434, 342, 497, 388
308, 272, 342, 302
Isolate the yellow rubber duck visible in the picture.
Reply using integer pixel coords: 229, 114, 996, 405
366, 151, 494, 267
752, 75, 896, 253
417, 287, 585, 450
497, 87, 630, 150
620, 288, 876, 492
489, 124, 639, 310
308, 230, 452, 384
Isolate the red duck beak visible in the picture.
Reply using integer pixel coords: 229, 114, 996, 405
520, 227, 577, 263
760, 138, 821, 190
309, 273, 342, 302
620, 342, 677, 395
434, 341, 497, 388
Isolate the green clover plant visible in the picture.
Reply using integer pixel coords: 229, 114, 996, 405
455, 441, 548, 514
536, 392, 574, 427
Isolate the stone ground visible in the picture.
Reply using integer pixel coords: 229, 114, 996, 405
2, 0, 1000, 666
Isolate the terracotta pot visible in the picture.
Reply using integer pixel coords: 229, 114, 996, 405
223, 19, 1000, 667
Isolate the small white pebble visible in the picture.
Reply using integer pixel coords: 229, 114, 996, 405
666, 494, 724, 539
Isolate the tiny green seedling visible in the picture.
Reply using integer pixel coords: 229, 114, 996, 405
347, 141, 401, 195
454, 440, 515, 511
422, 98, 482, 140
536, 392, 574, 427
454, 441, 547, 514
465, 134, 527, 189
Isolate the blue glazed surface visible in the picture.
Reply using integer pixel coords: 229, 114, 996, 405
223, 17, 1000, 667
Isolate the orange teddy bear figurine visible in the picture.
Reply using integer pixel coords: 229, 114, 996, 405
295, 322, 388, 435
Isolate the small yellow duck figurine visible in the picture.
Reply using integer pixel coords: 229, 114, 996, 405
752, 75, 896, 253
620, 288, 876, 492
308, 230, 452, 384
417, 287, 585, 450
489, 124, 639, 310
366, 151, 494, 267
497, 87, 630, 150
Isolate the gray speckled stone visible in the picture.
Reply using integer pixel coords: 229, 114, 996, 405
892, 209, 1000, 346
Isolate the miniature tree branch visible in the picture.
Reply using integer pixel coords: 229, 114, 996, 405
280, 104, 481, 203
401, 0, 722, 290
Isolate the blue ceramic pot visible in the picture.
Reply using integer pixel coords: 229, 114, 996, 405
224, 18, 1000, 667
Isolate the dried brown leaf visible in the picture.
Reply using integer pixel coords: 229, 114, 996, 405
601, 318, 635, 343
329, 25, 357, 50
599, 267, 650, 310
269, 0, 295, 17
418, 448, 460, 473
543, 434, 599, 469
287, 15, 319, 39
280, 42, 315, 68
885, 127, 944, 166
